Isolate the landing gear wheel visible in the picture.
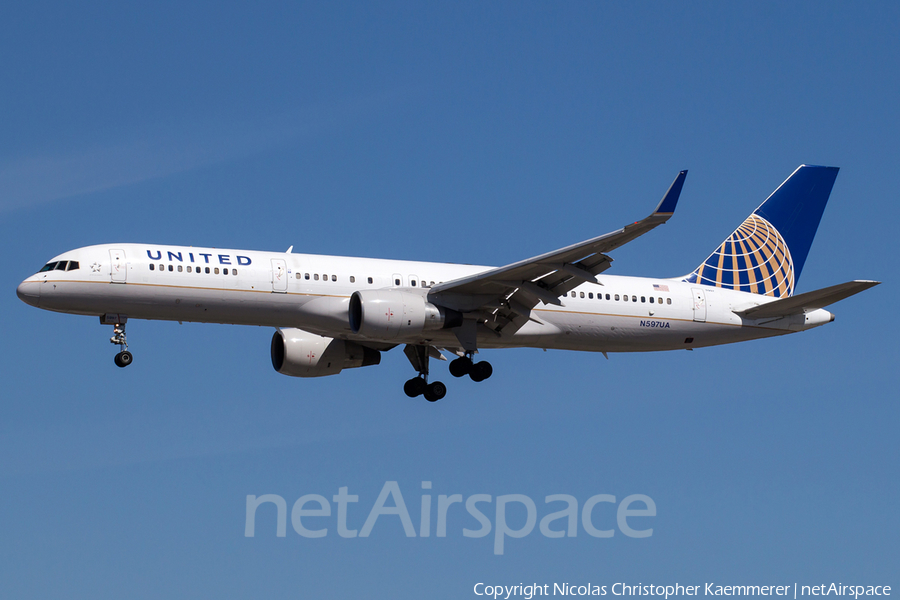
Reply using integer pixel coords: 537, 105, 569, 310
404, 377, 427, 398
107, 318, 131, 368
424, 381, 446, 402
469, 361, 493, 382
449, 357, 472, 378
114, 351, 133, 368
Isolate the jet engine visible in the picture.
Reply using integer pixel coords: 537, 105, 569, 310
271, 328, 380, 377
348, 290, 463, 340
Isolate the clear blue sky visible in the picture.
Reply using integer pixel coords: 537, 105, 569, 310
1, 2, 897, 598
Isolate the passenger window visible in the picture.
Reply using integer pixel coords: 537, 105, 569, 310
214, 268, 219, 274
149, 264, 155, 271
368, 277, 373, 284
159, 264, 164, 271
168, 265, 174, 272
658, 297, 663, 304
67, 261, 79, 271
571, 292, 576, 298
615, 294, 620, 301
623, 295, 628, 301
641, 296, 645, 303
430, 281, 435, 286
667, 298, 672, 305
314, 274, 319, 281
589, 292, 593, 299
632, 295, 637, 302
411, 280, 417, 287
178, 265, 183, 272
649, 297, 654, 303
223, 268, 228, 275
295, 273, 301, 279
332, 275, 337, 282
394, 278, 401, 286
186, 266, 191, 273
323, 274, 327, 281
233, 269, 238, 276
350, 276, 356, 283
606, 294, 610, 300
205, 267, 210, 274
580, 292, 584, 298
305, 273, 310, 280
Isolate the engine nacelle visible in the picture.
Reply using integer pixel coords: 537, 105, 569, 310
349, 290, 463, 340
271, 328, 380, 378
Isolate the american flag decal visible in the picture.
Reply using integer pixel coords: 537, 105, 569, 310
653, 284, 670, 292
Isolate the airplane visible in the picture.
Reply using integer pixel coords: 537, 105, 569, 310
17, 165, 879, 401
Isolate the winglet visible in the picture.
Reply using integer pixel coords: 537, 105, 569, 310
653, 170, 688, 216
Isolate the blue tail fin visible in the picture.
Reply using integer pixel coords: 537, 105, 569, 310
683, 165, 839, 297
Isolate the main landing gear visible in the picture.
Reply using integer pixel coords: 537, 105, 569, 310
403, 346, 492, 401
102, 314, 133, 368
403, 345, 446, 402
448, 355, 493, 382
403, 377, 447, 402
403, 344, 447, 402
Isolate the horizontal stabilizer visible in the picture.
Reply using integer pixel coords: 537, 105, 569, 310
735, 280, 880, 319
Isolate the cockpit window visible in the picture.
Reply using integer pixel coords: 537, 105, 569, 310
37, 260, 80, 273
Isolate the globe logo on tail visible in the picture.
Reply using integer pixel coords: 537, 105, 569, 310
687, 214, 795, 298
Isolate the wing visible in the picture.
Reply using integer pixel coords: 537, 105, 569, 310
428, 170, 687, 341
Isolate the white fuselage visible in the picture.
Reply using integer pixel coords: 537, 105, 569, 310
17, 243, 834, 354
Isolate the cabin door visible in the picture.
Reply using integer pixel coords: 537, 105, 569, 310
691, 288, 707, 322
271, 259, 288, 293
110, 249, 127, 283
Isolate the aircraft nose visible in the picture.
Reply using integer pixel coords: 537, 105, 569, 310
16, 280, 40, 307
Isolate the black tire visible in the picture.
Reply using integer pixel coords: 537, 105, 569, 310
115, 351, 133, 368
449, 357, 472, 378
469, 361, 492, 382
404, 377, 426, 397
427, 381, 446, 401
477, 361, 492, 380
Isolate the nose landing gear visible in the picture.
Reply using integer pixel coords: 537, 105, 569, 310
114, 348, 133, 368
102, 314, 133, 368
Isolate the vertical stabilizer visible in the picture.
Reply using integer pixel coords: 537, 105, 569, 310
682, 165, 839, 297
